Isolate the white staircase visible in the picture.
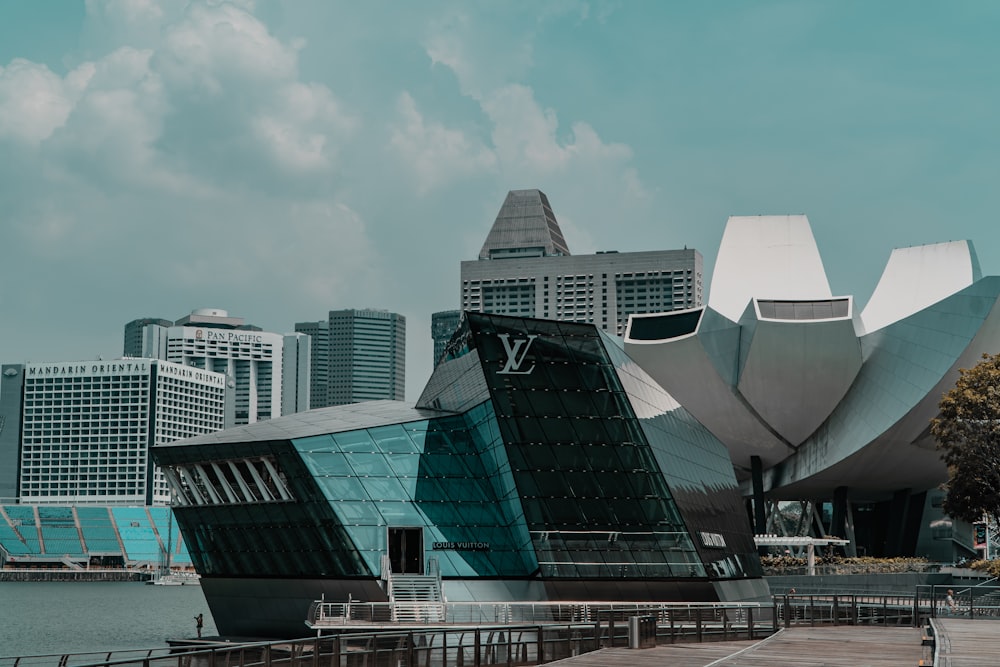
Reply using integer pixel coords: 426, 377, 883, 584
383, 555, 445, 623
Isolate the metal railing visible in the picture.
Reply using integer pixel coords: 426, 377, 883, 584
916, 584, 1000, 620
306, 600, 775, 628
10, 593, 995, 667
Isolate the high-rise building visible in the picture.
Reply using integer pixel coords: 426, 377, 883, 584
328, 309, 405, 405
293, 320, 329, 409
16, 359, 225, 505
298, 309, 406, 407
0, 364, 25, 503
431, 310, 462, 367
461, 189, 703, 336
124, 309, 309, 427
281, 332, 312, 417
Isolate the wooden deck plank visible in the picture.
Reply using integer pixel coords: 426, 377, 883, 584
932, 617, 1000, 667
546, 626, 926, 666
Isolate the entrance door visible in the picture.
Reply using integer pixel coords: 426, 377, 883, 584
388, 527, 424, 574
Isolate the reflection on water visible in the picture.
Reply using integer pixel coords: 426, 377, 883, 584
0, 581, 215, 658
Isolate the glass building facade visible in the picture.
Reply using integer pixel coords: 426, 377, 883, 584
154, 313, 765, 638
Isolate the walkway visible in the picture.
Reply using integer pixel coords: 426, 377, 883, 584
931, 617, 1000, 667
545, 626, 925, 666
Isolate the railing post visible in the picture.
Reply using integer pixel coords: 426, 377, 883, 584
783, 595, 790, 629
696, 613, 703, 642
747, 607, 754, 640
538, 625, 546, 665
833, 596, 839, 626
474, 630, 481, 667
608, 614, 615, 648
333, 634, 341, 666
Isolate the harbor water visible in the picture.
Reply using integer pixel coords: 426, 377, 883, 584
0, 581, 216, 658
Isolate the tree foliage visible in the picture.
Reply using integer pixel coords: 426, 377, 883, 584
931, 353, 1000, 524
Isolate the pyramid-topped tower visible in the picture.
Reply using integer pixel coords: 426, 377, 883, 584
478, 189, 571, 259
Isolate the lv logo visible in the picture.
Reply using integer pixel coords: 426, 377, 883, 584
497, 334, 539, 375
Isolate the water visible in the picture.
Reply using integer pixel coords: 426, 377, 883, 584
0, 582, 216, 658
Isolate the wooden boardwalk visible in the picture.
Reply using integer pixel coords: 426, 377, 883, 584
545, 626, 926, 666
931, 617, 1000, 667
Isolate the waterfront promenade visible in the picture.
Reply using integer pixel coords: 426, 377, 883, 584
545, 626, 926, 666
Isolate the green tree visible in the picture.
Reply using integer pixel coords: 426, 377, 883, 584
931, 353, 1000, 524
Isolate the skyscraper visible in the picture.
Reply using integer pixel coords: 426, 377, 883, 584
461, 189, 703, 336
0, 365, 24, 502
329, 309, 406, 405
123, 309, 309, 427
16, 359, 225, 505
299, 309, 406, 407
293, 319, 329, 409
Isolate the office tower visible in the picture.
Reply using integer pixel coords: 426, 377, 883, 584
431, 310, 462, 367
124, 308, 309, 427
0, 364, 25, 502
461, 189, 703, 336
328, 309, 406, 405
281, 332, 311, 416
123, 318, 173, 359
17, 359, 225, 505
294, 320, 329, 409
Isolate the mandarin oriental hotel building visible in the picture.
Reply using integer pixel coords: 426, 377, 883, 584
18, 360, 226, 505
153, 312, 767, 638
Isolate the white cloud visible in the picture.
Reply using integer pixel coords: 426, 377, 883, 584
0, 59, 94, 144
389, 92, 496, 193
481, 83, 633, 174
155, 2, 298, 96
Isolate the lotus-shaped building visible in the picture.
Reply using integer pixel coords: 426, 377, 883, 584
624, 215, 1000, 558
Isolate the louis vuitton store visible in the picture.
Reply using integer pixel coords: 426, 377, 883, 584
153, 312, 767, 637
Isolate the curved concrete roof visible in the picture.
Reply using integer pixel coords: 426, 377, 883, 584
625, 308, 793, 473
709, 215, 832, 322
763, 276, 1000, 500
860, 240, 981, 334
737, 298, 862, 446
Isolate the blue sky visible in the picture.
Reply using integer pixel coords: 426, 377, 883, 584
2, 1, 1000, 400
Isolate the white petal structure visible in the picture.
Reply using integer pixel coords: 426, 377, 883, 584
625, 215, 1000, 505
709, 215, 832, 322
737, 297, 862, 447
859, 240, 980, 334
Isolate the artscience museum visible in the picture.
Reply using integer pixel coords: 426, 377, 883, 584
625, 215, 1000, 562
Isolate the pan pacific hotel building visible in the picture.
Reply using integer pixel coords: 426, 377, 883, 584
153, 311, 767, 638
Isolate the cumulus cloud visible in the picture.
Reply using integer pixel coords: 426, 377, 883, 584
0, 0, 378, 359
389, 92, 497, 193
0, 59, 94, 144
400, 18, 648, 202
481, 83, 633, 174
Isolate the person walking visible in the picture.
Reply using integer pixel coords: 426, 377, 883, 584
946, 589, 957, 614
195, 613, 204, 638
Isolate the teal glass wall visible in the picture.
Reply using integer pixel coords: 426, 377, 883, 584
293, 403, 535, 578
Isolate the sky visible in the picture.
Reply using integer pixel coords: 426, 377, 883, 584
2, 1, 1000, 401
